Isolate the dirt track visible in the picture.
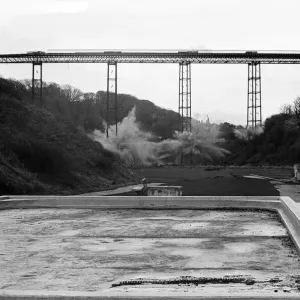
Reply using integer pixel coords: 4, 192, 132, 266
132, 166, 295, 197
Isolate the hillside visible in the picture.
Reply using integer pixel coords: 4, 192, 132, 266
0, 78, 136, 195
38, 84, 180, 139
218, 105, 300, 166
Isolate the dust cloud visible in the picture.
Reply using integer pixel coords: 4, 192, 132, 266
91, 107, 229, 166
234, 126, 264, 141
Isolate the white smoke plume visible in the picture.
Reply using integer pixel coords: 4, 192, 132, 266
91, 107, 159, 166
234, 126, 264, 141
157, 119, 229, 163
90, 106, 229, 166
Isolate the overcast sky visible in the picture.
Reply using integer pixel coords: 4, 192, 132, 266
1, 0, 300, 124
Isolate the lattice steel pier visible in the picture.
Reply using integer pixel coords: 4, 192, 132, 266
106, 62, 118, 137
247, 62, 262, 128
179, 62, 191, 132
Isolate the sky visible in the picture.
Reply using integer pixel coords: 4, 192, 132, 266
1, 0, 300, 125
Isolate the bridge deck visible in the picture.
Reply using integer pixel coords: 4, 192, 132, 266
1, 51, 300, 64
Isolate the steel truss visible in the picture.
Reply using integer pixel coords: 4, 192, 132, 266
247, 62, 262, 128
32, 62, 42, 107
2, 52, 300, 64
179, 62, 192, 132
106, 62, 118, 137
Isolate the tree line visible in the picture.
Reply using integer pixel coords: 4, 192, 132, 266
10, 79, 179, 139
218, 98, 300, 165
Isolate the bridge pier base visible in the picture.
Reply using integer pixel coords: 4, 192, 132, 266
32, 62, 43, 107
247, 62, 262, 128
106, 62, 118, 137
178, 62, 192, 132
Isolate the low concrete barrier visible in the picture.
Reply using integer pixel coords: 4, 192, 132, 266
145, 186, 183, 196
2, 290, 300, 299
0, 195, 281, 210
132, 185, 183, 196
278, 196, 300, 253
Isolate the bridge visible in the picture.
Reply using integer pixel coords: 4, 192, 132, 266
1, 50, 300, 134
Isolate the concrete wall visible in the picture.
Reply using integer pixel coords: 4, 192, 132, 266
278, 196, 300, 253
0, 195, 281, 210
146, 186, 183, 196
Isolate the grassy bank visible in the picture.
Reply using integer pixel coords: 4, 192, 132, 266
0, 78, 136, 195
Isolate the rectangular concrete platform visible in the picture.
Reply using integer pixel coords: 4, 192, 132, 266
132, 185, 183, 196
0, 196, 300, 299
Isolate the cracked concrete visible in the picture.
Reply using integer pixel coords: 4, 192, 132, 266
0, 208, 299, 297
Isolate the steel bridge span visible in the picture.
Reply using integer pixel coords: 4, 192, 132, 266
1, 50, 300, 135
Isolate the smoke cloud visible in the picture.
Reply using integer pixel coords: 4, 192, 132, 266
90, 107, 229, 166
234, 126, 264, 141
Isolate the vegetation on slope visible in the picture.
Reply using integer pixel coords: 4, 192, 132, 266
218, 99, 300, 165
23, 81, 180, 139
0, 78, 136, 195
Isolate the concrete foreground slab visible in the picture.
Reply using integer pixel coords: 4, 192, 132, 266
0, 196, 300, 299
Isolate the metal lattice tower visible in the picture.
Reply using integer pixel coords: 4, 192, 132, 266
247, 62, 262, 128
106, 62, 118, 137
179, 62, 191, 132
32, 62, 43, 107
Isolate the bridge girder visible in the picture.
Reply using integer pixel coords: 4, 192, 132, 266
2, 52, 300, 64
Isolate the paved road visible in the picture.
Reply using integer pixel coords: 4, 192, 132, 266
133, 167, 281, 196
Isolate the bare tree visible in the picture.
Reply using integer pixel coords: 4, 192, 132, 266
62, 84, 83, 103
83, 92, 96, 105
20, 79, 32, 91
293, 97, 300, 129
280, 104, 293, 116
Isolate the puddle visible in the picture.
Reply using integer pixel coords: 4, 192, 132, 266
27, 240, 72, 251
170, 248, 206, 258
58, 230, 81, 237
172, 222, 210, 231
81, 239, 155, 254
241, 223, 287, 236
162, 239, 209, 246
225, 242, 259, 253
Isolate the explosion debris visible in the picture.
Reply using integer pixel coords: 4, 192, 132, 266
91, 107, 229, 166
